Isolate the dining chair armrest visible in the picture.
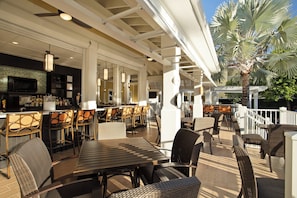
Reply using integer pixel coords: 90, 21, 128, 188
24, 178, 101, 198
23, 181, 63, 198
154, 162, 196, 170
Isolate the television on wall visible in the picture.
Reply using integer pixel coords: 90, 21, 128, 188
8, 76, 37, 93
149, 91, 157, 98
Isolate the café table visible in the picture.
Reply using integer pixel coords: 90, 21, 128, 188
73, 137, 169, 196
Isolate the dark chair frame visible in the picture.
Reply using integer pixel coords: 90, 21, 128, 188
261, 124, 297, 172
233, 142, 284, 198
140, 128, 203, 184
9, 137, 100, 198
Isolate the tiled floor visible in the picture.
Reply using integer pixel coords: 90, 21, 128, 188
0, 120, 284, 198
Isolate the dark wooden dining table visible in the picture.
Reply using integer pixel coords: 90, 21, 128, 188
73, 137, 169, 195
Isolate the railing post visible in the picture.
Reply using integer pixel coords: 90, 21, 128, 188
236, 104, 248, 134
279, 107, 287, 124
285, 132, 297, 198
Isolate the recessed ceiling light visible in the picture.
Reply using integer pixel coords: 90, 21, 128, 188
12, 41, 19, 45
70, 56, 74, 59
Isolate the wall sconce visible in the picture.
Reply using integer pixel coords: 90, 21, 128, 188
97, 78, 101, 86
103, 68, 108, 80
121, 72, 126, 83
44, 52, 54, 72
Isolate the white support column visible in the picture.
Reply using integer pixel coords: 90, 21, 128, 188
253, 91, 259, 109
285, 132, 297, 198
192, 71, 204, 118
81, 40, 97, 109
124, 75, 131, 104
161, 45, 181, 147
138, 65, 148, 106
113, 65, 121, 105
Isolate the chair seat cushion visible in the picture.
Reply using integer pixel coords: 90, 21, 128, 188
242, 134, 263, 145
257, 178, 284, 198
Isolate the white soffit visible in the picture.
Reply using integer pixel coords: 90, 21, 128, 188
139, 0, 220, 81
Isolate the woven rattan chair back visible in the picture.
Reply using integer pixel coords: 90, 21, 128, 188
9, 137, 53, 198
234, 145, 258, 198
110, 176, 201, 198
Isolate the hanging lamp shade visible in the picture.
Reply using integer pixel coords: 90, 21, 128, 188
121, 72, 126, 83
103, 68, 108, 80
44, 53, 54, 72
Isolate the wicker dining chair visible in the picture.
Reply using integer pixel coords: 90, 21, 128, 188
140, 128, 203, 184
0, 111, 42, 178
9, 137, 100, 198
233, 137, 284, 198
193, 117, 215, 154
260, 124, 297, 172
211, 113, 224, 144
110, 176, 201, 198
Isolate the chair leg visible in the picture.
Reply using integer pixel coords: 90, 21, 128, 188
218, 134, 222, 144
269, 155, 273, 172
209, 141, 213, 155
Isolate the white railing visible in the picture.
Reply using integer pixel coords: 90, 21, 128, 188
235, 104, 297, 138
234, 104, 297, 198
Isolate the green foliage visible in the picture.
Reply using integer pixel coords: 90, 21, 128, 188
262, 76, 297, 102
210, 0, 297, 106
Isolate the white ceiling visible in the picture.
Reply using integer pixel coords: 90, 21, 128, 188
0, 0, 219, 90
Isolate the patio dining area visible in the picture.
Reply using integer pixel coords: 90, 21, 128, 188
0, 120, 284, 198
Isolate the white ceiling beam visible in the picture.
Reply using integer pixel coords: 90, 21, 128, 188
102, 5, 142, 24
132, 29, 164, 41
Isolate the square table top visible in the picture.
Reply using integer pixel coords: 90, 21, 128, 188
73, 137, 169, 176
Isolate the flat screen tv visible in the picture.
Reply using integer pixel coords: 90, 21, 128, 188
8, 76, 37, 92
149, 91, 157, 98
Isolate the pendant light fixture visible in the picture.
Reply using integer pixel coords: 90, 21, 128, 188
103, 68, 108, 80
103, 62, 108, 80
121, 67, 126, 83
44, 45, 54, 72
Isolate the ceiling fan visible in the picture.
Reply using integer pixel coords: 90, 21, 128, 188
34, 10, 92, 29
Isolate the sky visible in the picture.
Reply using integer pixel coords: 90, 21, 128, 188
201, 0, 297, 22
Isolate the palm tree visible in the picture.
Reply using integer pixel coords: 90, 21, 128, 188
210, 0, 297, 107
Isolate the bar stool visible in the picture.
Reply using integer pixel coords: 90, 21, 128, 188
121, 107, 132, 128
98, 108, 113, 122
74, 109, 96, 152
141, 105, 150, 126
131, 106, 142, 128
47, 109, 75, 160
0, 111, 43, 178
